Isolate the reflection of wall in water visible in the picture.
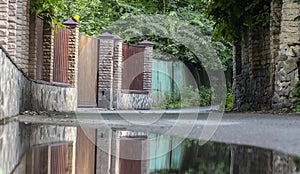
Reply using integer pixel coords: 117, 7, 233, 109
0, 122, 77, 174
230, 145, 299, 174
96, 129, 149, 174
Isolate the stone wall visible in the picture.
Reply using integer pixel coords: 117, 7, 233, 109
0, 45, 77, 120
233, 26, 273, 111
233, 0, 300, 111
272, 0, 300, 110
98, 33, 153, 110
0, 48, 30, 119
98, 33, 114, 108
117, 91, 151, 110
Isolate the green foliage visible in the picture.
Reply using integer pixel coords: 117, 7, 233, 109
206, 0, 271, 43
292, 81, 300, 112
162, 86, 213, 109
30, 0, 233, 71
218, 87, 233, 111
225, 88, 234, 110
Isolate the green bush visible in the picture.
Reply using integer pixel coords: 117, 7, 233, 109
225, 88, 233, 110
162, 86, 213, 109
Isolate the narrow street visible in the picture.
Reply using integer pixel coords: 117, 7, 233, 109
18, 108, 300, 157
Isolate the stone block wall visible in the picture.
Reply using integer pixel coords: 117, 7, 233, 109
68, 27, 79, 86
0, 45, 77, 120
98, 33, 114, 108
112, 36, 123, 108
233, 0, 300, 111
233, 26, 273, 111
117, 91, 151, 110
272, 0, 300, 110
98, 34, 153, 110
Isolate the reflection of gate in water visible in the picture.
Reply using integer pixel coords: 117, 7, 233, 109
27, 142, 73, 174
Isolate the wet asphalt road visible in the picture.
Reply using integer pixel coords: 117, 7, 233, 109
18, 109, 300, 157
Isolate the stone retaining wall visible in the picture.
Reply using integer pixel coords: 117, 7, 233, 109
0, 46, 77, 120
117, 91, 151, 110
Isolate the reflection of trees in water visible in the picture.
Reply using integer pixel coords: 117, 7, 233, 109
180, 140, 231, 174
151, 138, 300, 174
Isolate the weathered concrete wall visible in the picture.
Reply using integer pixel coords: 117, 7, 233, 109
0, 46, 77, 119
117, 91, 151, 110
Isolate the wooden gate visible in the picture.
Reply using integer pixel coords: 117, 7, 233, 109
122, 44, 145, 90
53, 27, 69, 83
75, 127, 96, 174
78, 34, 98, 107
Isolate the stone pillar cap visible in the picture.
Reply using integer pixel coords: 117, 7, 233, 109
139, 40, 153, 46
100, 32, 114, 38
114, 35, 123, 40
63, 18, 78, 26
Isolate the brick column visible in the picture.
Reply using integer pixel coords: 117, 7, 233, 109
112, 35, 122, 109
28, 13, 38, 79
8, 0, 17, 60
139, 40, 153, 92
63, 18, 79, 87
42, 22, 54, 82
98, 32, 114, 109
0, 0, 8, 49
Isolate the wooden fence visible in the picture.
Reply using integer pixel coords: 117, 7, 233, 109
122, 44, 145, 91
53, 27, 70, 83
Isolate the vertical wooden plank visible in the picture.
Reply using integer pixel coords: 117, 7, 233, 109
119, 138, 147, 174
53, 27, 69, 83
78, 34, 98, 107
50, 144, 67, 174
75, 127, 96, 174
122, 44, 145, 91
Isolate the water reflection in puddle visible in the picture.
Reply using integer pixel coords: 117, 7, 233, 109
3, 122, 300, 174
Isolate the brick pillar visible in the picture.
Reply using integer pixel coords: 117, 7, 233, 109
112, 35, 123, 109
63, 18, 79, 87
98, 32, 114, 109
0, 0, 8, 49
42, 22, 54, 82
28, 13, 38, 79
139, 40, 153, 92
8, 0, 17, 60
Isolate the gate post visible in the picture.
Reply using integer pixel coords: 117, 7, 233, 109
63, 18, 79, 87
113, 35, 123, 109
98, 32, 114, 109
139, 40, 153, 109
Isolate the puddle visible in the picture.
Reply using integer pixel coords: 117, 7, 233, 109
1, 121, 300, 174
